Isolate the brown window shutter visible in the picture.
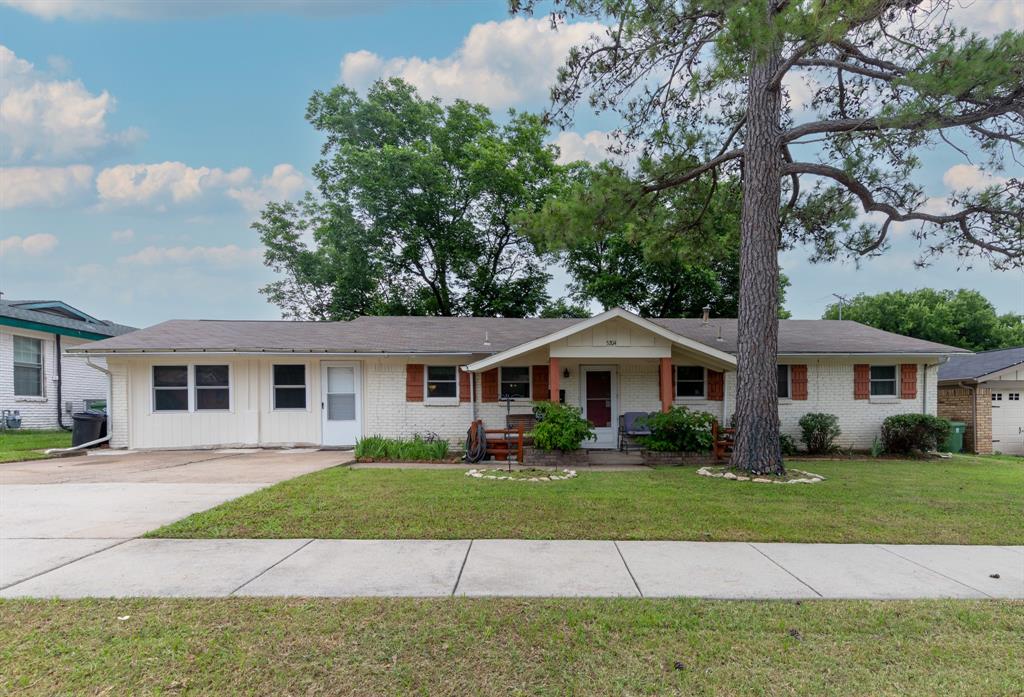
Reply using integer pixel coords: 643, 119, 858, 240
406, 364, 424, 402
900, 364, 917, 399
481, 368, 499, 402
532, 365, 549, 401
707, 370, 724, 401
791, 365, 808, 400
854, 364, 870, 400
459, 368, 471, 402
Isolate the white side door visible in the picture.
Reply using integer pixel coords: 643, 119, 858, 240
321, 362, 361, 446
990, 390, 1024, 455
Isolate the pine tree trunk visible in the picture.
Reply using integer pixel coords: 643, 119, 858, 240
730, 21, 785, 476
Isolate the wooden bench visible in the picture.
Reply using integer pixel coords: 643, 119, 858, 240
712, 420, 735, 462
469, 419, 525, 463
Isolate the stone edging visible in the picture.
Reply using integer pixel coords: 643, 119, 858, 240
466, 468, 578, 481
696, 466, 825, 484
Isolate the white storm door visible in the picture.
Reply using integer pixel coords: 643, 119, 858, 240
321, 362, 361, 446
581, 366, 618, 449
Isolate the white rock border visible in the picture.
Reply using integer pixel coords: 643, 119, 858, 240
696, 466, 825, 484
466, 468, 578, 482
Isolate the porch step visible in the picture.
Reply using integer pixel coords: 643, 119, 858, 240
587, 450, 645, 466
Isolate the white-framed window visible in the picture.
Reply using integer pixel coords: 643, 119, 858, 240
869, 365, 897, 396
425, 365, 458, 399
13, 335, 43, 397
992, 393, 1002, 401
195, 365, 230, 411
273, 364, 307, 409
500, 366, 531, 400
777, 365, 791, 399
1009, 393, 1021, 401
675, 366, 705, 398
153, 365, 189, 412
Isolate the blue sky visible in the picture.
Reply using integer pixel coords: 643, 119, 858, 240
0, 0, 1020, 328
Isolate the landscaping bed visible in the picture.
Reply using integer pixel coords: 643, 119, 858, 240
1, 597, 1021, 696
150, 455, 1024, 544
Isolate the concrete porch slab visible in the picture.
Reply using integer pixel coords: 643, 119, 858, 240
617, 541, 818, 598
0, 538, 125, 589
752, 543, 984, 599
455, 540, 639, 597
881, 545, 1024, 598
0, 539, 308, 598
236, 539, 469, 597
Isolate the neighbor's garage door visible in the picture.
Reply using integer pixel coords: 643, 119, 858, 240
990, 390, 1024, 455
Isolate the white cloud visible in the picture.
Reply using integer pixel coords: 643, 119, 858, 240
942, 163, 1010, 191
551, 130, 618, 164
111, 228, 135, 242
339, 17, 604, 109
0, 232, 58, 256
96, 161, 251, 207
118, 244, 262, 267
0, 164, 93, 208
942, 0, 1024, 37
2, 0, 382, 20
0, 45, 142, 164
227, 163, 306, 213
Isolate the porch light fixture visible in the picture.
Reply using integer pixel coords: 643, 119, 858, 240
562, 368, 570, 379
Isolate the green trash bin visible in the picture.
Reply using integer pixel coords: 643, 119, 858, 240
943, 421, 966, 453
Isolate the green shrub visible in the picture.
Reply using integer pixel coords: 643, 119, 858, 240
531, 401, 596, 451
355, 434, 450, 461
638, 406, 715, 452
779, 432, 798, 456
798, 413, 842, 454
881, 414, 951, 454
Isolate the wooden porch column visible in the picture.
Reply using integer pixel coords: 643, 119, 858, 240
549, 357, 560, 402
659, 357, 673, 413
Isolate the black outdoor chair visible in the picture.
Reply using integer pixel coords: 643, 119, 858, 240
618, 411, 654, 451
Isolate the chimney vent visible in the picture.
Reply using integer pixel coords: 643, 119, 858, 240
701, 305, 710, 325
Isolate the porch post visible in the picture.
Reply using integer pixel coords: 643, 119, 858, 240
659, 357, 673, 413
549, 357, 560, 402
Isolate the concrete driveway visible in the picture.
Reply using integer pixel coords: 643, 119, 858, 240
0, 448, 350, 589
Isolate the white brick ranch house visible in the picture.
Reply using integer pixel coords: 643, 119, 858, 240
67, 308, 968, 452
1, 299, 135, 429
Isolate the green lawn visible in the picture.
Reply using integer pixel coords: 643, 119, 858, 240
151, 455, 1024, 544
0, 429, 70, 463
1, 598, 1021, 696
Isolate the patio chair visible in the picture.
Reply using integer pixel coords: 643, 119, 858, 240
618, 411, 653, 451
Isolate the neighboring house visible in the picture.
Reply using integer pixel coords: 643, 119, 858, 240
938, 347, 1024, 456
1, 299, 135, 430
68, 307, 967, 452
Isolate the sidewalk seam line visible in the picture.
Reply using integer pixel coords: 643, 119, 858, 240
228, 538, 315, 596
451, 539, 473, 596
0, 538, 133, 592
613, 541, 643, 598
748, 543, 823, 598
877, 545, 991, 598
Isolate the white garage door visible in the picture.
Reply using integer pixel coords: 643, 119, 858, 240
990, 390, 1024, 455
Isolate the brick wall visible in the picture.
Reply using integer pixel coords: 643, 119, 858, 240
937, 385, 992, 454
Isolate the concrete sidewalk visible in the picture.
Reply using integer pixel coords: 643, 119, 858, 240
2, 538, 1021, 599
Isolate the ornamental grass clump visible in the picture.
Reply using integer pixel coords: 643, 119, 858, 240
639, 407, 715, 452
530, 402, 595, 451
355, 435, 450, 462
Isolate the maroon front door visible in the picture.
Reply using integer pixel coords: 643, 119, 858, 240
585, 370, 612, 427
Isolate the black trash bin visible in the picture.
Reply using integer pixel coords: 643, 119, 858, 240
71, 410, 107, 447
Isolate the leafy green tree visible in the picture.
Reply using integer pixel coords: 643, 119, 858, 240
514, 0, 1023, 474
824, 289, 1024, 351
256, 78, 561, 319
538, 298, 592, 318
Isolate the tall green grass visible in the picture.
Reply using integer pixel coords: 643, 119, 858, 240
355, 435, 451, 462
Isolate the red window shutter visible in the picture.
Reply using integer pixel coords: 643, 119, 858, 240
481, 368, 499, 402
406, 364, 424, 402
900, 364, 917, 399
854, 364, 870, 400
791, 365, 808, 400
459, 368, 471, 402
707, 370, 724, 401
532, 365, 549, 401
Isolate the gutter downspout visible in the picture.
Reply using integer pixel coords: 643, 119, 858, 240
45, 357, 112, 453
55, 333, 68, 430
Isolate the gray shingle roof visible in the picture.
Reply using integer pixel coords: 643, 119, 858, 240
71, 315, 969, 356
938, 346, 1024, 382
0, 300, 135, 338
